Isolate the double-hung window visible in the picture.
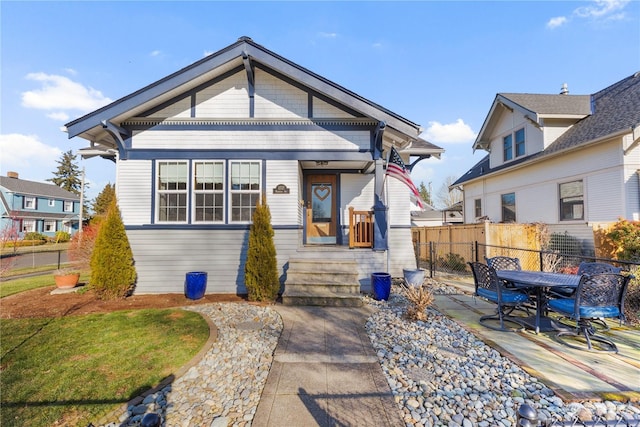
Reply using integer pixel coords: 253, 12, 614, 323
24, 196, 36, 209
559, 180, 584, 221
503, 128, 525, 162
48, 199, 55, 207
474, 199, 482, 218
501, 193, 516, 223
63, 200, 74, 212
230, 161, 261, 222
44, 220, 56, 232
22, 219, 36, 232
193, 161, 225, 222
503, 134, 513, 161
157, 161, 188, 222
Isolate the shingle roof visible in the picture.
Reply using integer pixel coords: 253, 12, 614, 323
0, 176, 80, 200
498, 93, 592, 116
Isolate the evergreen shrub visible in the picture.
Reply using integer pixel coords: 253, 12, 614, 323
244, 196, 279, 301
54, 231, 71, 243
23, 232, 47, 241
90, 200, 136, 299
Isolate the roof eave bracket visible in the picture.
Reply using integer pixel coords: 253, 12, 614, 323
101, 120, 129, 160
408, 155, 431, 172
243, 51, 255, 117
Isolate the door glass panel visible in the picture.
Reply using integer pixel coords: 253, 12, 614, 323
311, 183, 332, 222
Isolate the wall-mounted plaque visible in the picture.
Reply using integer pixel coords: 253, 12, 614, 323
273, 184, 290, 194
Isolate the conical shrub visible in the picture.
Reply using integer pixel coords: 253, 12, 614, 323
244, 196, 279, 301
90, 199, 136, 299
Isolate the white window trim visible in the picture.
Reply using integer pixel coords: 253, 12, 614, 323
558, 179, 585, 222
228, 160, 262, 224
44, 220, 57, 232
192, 160, 226, 224
22, 219, 36, 232
24, 196, 36, 209
156, 160, 189, 224
48, 199, 55, 207
63, 200, 74, 212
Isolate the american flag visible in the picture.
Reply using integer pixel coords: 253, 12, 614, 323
386, 147, 424, 209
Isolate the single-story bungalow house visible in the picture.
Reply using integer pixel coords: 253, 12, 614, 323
65, 37, 443, 302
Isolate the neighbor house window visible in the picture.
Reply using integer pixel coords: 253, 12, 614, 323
515, 128, 525, 157
48, 199, 55, 207
501, 193, 516, 222
503, 134, 513, 161
44, 220, 56, 232
230, 161, 261, 222
157, 161, 188, 222
474, 199, 482, 218
64, 200, 74, 212
503, 128, 526, 161
193, 161, 225, 222
22, 219, 36, 232
559, 180, 584, 221
24, 196, 36, 209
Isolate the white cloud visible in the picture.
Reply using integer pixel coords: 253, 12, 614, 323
423, 119, 477, 144
318, 32, 338, 39
547, 16, 568, 29
150, 50, 162, 57
21, 73, 112, 117
574, 0, 629, 18
548, 0, 629, 27
0, 133, 62, 171
47, 112, 70, 121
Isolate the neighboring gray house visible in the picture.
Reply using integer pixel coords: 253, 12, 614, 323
0, 172, 80, 238
453, 72, 640, 249
64, 37, 443, 297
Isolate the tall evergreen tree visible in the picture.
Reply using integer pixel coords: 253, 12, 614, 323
49, 150, 82, 195
92, 183, 116, 216
418, 181, 433, 206
244, 196, 280, 301
90, 199, 136, 299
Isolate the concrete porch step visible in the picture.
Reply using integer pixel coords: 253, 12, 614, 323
283, 257, 361, 307
281, 290, 363, 307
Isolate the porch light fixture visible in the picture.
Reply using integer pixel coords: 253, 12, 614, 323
315, 161, 329, 166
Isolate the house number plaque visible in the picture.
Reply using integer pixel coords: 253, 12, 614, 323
273, 184, 290, 194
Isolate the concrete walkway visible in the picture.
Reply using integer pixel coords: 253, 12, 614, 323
253, 283, 639, 426
253, 305, 404, 427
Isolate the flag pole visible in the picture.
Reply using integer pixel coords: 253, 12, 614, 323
384, 147, 392, 274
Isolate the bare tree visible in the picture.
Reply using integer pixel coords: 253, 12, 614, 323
435, 176, 463, 209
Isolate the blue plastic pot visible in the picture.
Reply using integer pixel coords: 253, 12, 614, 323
185, 272, 207, 300
371, 272, 391, 301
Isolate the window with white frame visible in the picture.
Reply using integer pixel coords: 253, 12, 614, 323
501, 193, 516, 223
44, 220, 57, 232
515, 128, 525, 157
503, 128, 525, 162
474, 199, 482, 218
48, 199, 55, 207
157, 161, 189, 222
230, 161, 261, 222
24, 196, 36, 209
64, 200, 74, 212
193, 161, 225, 222
559, 180, 584, 221
22, 219, 36, 232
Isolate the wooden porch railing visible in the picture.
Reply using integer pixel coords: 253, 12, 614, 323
348, 207, 373, 248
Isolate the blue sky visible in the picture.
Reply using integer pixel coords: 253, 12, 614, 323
1, 1, 638, 205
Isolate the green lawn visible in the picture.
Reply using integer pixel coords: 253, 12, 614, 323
0, 308, 210, 426
0, 272, 90, 298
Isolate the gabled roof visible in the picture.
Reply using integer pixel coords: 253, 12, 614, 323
0, 176, 80, 200
65, 36, 423, 146
454, 71, 640, 188
474, 92, 591, 151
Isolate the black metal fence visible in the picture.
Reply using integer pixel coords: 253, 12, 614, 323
416, 241, 640, 278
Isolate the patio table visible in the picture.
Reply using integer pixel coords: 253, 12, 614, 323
495, 270, 579, 334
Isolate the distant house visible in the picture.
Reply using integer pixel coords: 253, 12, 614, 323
0, 172, 80, 238
452, 72, 640, 249
65, 37, 443, 295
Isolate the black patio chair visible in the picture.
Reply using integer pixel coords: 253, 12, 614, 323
550, 261, 623, 298
485, 256, 522, 271
548, 273, 631, 353
468, 262, 530, 332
